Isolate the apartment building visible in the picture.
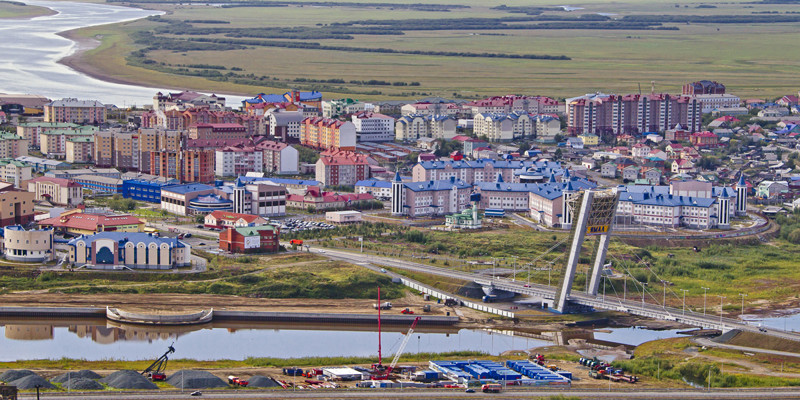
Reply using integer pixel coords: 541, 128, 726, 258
40, 127, 95, 158
0, 132, 28, 159
27, 176, 83, 206
65, 137, 94, 163
269, 111, 304, 141
0, 188, 35, 226
412, 159, 563, 185
215, 146, 264, 177
465, 95, 563, 116
566, 92, 702, 135
395, 115, 457, 141
615, 183, 737, 229
255, 140, 299, 175
188, 123, 248, 140
351, 111, 395, 142
150, 149, 214, 183
17, 122, 80, 148
391, 177, 473, 217
400, 102, 463, 117
44, 98, 106, 124
473, 112, 534, 142
315, 152, 372, 186
300, 117, 357, 151
0, 159, 32, 188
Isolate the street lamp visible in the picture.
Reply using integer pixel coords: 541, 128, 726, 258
718, 295, 726, 324
739, 293, 748, 318
702, 287, 710, 315
662, 280, 670, 308
680, 289, 688, 316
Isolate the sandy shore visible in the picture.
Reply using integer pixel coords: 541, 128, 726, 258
56, 27, 253, 96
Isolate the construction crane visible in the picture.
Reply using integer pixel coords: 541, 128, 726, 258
389, 317, 421, 373
142, 344, 175, 381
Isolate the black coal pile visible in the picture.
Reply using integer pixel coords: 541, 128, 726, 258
166, 370, 228, 389
246, 375, 280, 388
99, 370, 158, 390
9, 374, 57, 390
51, 370, 102, 383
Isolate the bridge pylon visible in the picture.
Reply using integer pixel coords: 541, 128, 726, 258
554, 188, 620, 313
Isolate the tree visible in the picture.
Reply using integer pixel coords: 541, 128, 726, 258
788, 228, 800, 244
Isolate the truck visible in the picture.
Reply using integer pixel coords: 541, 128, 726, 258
444, 298, 459, 307
481, 383, 502, 393
283, 367, 304, 376
373, 302, 392, 310
400, 308, 414, 314
228, 376, 249, 387
303, 369, 323, 378
290, 239, 303, 246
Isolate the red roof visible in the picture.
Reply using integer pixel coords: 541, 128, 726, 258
207, 210, 262, 223
39, 213, 143, 231
451, 135, 471, 142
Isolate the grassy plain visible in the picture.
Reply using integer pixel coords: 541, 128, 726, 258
64, 0, 800, 99
0, 1, 54, 19
301, 221, 800, 316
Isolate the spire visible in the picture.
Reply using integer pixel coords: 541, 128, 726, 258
496, 173, 504, 183
563, 169, 570, 179
548, 172, 556, 183
737, 173, 746, 188
393, 171, 402, 182
565, 180, 576, 192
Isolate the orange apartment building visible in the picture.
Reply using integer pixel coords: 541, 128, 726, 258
150, 149, 213, 183
300, 117, 356, 151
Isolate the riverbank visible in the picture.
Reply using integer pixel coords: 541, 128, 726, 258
0, 0, 55, 19
55, 24, 300, 99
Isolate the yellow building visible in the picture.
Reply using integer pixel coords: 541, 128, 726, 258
578, 133, 600, 147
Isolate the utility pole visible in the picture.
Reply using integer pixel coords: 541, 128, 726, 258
662, 280, 669, 307
623, 275, 627, 302
739, 293, 748, 318
718, 295, 726, 324
680, 289, 688, 315
702, 287, 710, 315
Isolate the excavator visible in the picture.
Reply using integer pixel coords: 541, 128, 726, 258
142, 344, 175, 381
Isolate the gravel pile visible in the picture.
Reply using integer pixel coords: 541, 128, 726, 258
62, 378, 105, 390
0, 370, 35, 382
51, 370, 102, 383
99, 370, 158, 390
9, 374, 57, 390
167, 370, 228, 389
246, 375, 280, 388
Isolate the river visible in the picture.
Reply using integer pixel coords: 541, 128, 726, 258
0, 319, 687, 361
3, 1, 245, 106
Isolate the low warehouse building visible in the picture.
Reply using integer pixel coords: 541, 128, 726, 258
2, 225, 55, 262
219, 225, 279, 254
325, 210, 362, 224
67, 232, 191, 270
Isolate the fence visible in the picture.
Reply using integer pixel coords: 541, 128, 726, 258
399, 279, 516, 319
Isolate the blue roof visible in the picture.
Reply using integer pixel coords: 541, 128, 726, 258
619, 191, 715, 208
737, 174, 747, 187
418, 159, 541, 171
476, 178, 596, 200
161, 183, 214, 195
356, 180, 392, 189
68, 232, 186, 248
403, 178, 471, 192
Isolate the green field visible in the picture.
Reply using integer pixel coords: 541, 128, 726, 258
0, 0, 54, 18
69, 0, 800, 100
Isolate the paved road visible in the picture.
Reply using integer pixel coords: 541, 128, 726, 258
318, 248, 800, 342
19, 388, 800, 399
693, 337, 800, 358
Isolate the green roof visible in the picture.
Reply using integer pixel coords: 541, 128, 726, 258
18, 122, 80, 128
0, 158, 28, 167
67, 136, 94, 143
0, 132, 24, 140
41, 126, 97, 136
235, 225, 277, 236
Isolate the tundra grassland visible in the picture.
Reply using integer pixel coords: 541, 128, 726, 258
63, 0, 800, 100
